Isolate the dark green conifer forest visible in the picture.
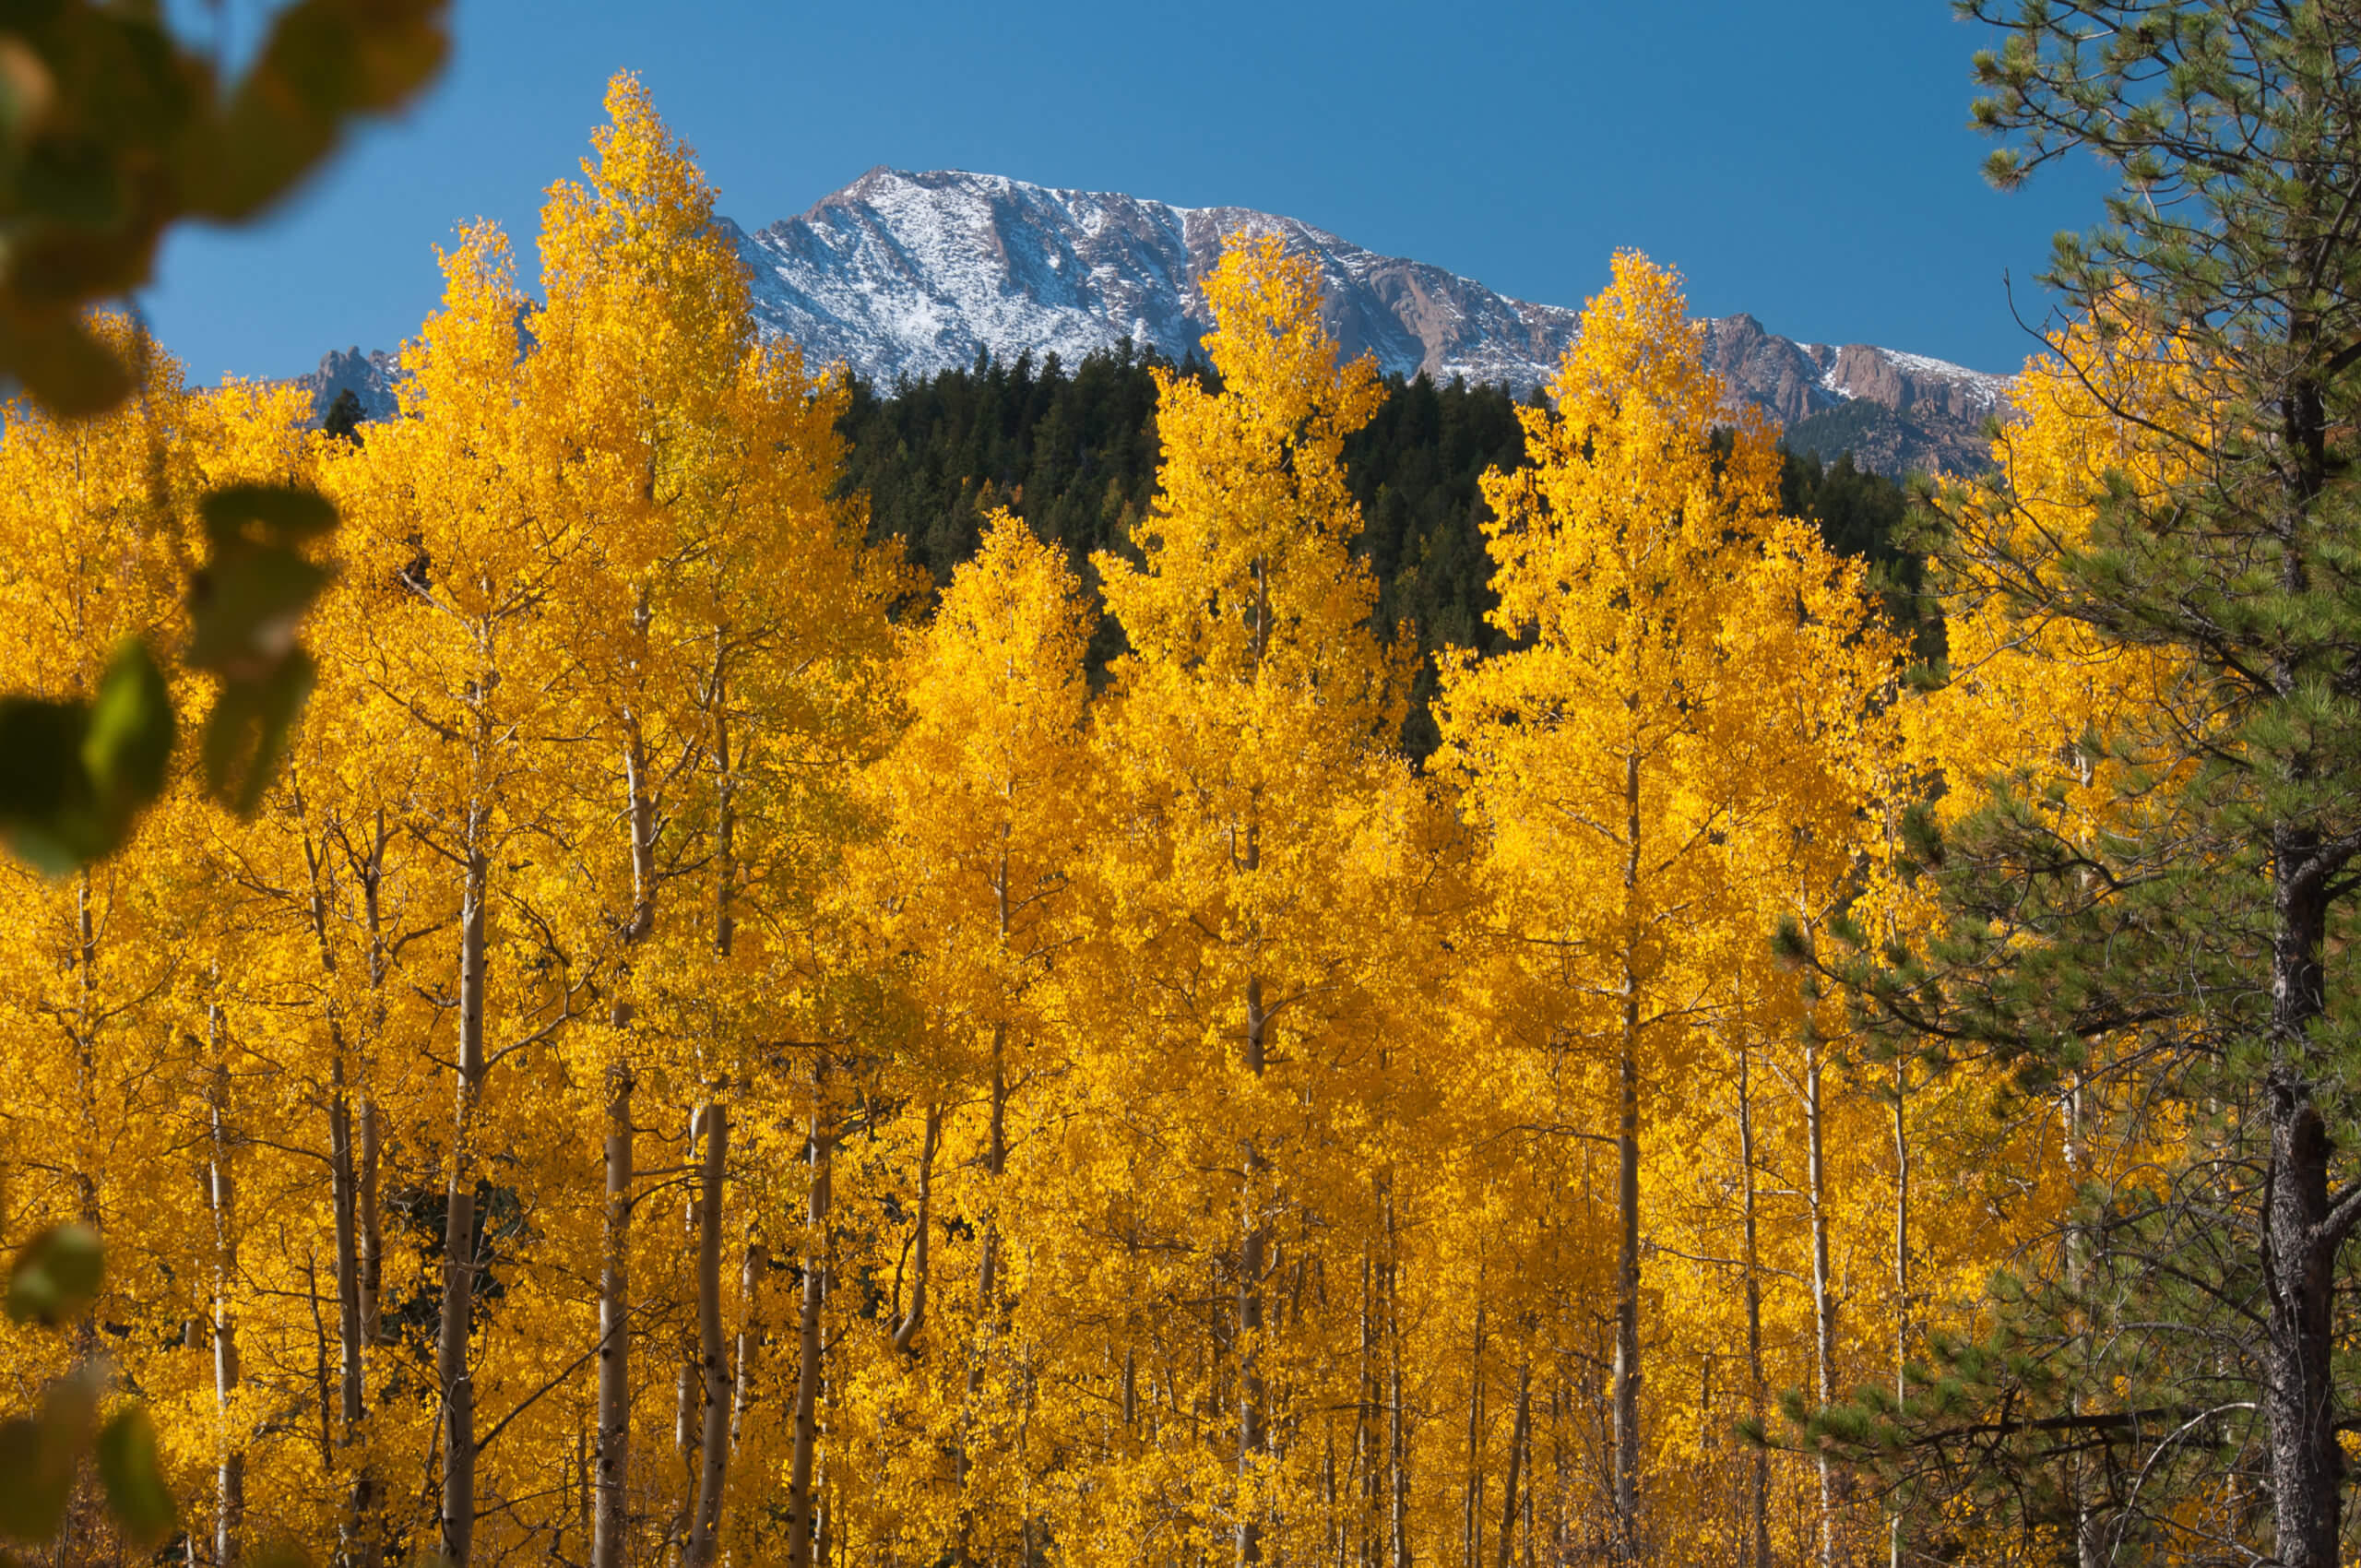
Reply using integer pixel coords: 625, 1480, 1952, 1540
838, 348, 1924, 750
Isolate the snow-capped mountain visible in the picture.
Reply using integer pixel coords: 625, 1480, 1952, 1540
302, 168, 2013, 474
733, 168, 2006, 415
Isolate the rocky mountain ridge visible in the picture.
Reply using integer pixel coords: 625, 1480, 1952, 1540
297, 167, 2011, 475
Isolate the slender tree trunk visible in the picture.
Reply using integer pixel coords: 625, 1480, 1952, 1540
328, 1052, 378, 1568
1464, 1301, 1486, 1568
310, 811, 389, 1568
208, 1024, 245, 1568
687, 1105, 734, 1566
600, 701, 661, 1565
1496, 1364, 1530, 1568
677, 1110, 701, 1484
1737, 1034, 1771, 1568
1890, 1059, 1911, 1568
361, 811, 389, 1353
438, 836, 489, 1566
1804, 1017, 1837, 1568
713, 636, 735, 963
1610, 751, 1643, 1562
785, 1101, 834, 1568
1239, 972, 1269, 1568
1358, 1247, 1377, 1568
361, 1100, 384, 1348
894, 1104, 942, 1353
2055, 1082, 2104, 1568
974, 1029, 1008, 1347
594, 1059, 634, 1568
1386, 1193, 1409, 1568
730, 1241, 768, 1459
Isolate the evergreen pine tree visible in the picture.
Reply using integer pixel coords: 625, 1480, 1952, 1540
1799, 6, 2361, 1563
322, 386, 367, 445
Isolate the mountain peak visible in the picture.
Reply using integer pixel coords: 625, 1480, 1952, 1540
725, 169, 2007, 471
299, 169, 2010, 474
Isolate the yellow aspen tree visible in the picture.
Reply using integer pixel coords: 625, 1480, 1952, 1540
321, 225, 592, 1567
534, 89, 911, 1568
1084, 231, 1412, 1568
835, 510, 1097, 1562
1434, 250, 1902, 1562
193, 387, 449, 1565
0, 324, 248, 1562
528, 73, 774, 1568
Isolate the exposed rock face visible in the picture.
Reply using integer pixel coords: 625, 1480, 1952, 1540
295, 346, 400, 426
731, 170, 2010, 473
295, 168, 2014, 475
1701, 314, 1833, 426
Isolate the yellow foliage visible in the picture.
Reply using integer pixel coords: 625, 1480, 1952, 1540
0, 108, 2111, 1568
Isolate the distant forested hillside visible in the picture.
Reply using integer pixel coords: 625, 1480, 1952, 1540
840, 347, 1928, 751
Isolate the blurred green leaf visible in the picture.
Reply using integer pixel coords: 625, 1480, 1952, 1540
0, 0, 446, 416
199, 482, 338, 544
0, 1368, 100, 1543
81, 640, 172, 815
0, 309, 131, 419
6, 1223, 103, 1325
187, 543, 329, 677
202, 647, 314, 815
94, 1407, 173, 1547
0, 39, 55, 146
182, 0, 450, 221
0, 1419, 72, 1543
0, 644, 174, 872
0, 697, 102, 873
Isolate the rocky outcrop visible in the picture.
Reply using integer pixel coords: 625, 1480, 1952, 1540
295, 346, 400, 426
1702, 315, 1834, 426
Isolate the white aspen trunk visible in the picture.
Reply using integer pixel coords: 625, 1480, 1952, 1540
57, 878, 99, 1568
328, 1052, 378, 1568
2062, 1081, 2104, 1568
208, 1023, 244, 1568
729, 1241, 767, 1459
1738, 1032, 1771, 1568
952, 1034, 1002, 1568
1496, 1364, 1531, 1568
1610, 749, 1643, 1562
687, 1104, 734, 1566
893, 1104, 942, 1353
596, 701, 660, 1568
1464, 1300, 1486, 1568
1239, 971, 1269, 1568
360, 1099, 384, 1347
361, 809, 389, 1354
677, 1108, 700, 1479
784, 1101, 833, 1568
1804, 1018, 1838, 1568
1386, 1197, 1409, 1568
593, 1058, 634, 1568
1358, 1247, 1377, 1568
712, 637, 735, 963
309, 813, 384, 1568
437, 834, 489, 1566
974, 1028, 1008, 1344
1891, 1060, 1911, 1568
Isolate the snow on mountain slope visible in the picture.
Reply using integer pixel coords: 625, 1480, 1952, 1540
730, 169, 2011, 427
301, 167, 2011, 474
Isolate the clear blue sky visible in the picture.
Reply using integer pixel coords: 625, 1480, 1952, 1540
144, 0, 2115, 386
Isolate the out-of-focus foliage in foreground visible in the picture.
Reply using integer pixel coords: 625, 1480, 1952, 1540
0, 0, 448, 874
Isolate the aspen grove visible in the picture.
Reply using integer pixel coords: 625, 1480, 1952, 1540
0, 76, 2265, 1568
